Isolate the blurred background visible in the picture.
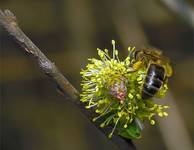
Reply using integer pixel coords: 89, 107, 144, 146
0, 0, 193, 150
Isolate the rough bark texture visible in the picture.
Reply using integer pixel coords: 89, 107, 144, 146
0, 9, 136, 150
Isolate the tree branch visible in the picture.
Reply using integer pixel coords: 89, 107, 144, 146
0, 9, 135, 150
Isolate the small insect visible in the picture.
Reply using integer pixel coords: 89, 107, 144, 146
80, 41, 172, 139
129, 48, 172, 99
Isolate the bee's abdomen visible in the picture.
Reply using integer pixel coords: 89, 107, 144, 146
142, 64, 165, 99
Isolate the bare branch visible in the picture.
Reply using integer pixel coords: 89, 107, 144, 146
0, 9, 79, 101
0, 9, 135, 150
159, 0, 194, 29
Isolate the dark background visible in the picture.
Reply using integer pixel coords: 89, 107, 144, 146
0, 0, 193, 150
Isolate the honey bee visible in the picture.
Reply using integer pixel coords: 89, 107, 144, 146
81, 41, 172, 139
129, 48, 172, 99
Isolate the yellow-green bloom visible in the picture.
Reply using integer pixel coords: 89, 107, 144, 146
80, 40, 170, 139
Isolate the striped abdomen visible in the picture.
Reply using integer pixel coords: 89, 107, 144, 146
142, 64, 165, 99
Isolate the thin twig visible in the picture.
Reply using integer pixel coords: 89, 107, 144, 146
0, 9, 135, 150
159, 0, 194, 30
0, 9, 79, 101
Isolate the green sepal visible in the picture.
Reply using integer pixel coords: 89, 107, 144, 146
117, 121, 142, 139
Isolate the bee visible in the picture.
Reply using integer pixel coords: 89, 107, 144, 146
129, 48, 172, 99
81, 41, 172, 139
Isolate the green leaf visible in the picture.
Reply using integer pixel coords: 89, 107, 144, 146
117, 121, 142, 139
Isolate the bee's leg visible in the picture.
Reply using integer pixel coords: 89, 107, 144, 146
127, 61, 143, 72
165, 64, 173, 77
133, 61, 143, 70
